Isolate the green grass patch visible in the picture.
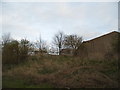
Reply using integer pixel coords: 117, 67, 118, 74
2, 76, 54, 88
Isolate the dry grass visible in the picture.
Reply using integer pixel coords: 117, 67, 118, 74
3, 55, 119, 88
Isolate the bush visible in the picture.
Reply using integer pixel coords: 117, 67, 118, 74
2, 39, 32, 65
2, 40, 19, 64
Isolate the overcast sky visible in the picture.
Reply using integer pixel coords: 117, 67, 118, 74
1, 2, 118, 43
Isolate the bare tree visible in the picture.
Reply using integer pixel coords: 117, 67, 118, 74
53, 31, 64, 55
37, 35, 42, 51
64, 34, 82, 50
2, 33, 11, 45
36, 35, 48, 54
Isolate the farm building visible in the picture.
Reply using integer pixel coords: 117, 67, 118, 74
75, 31, 120, 60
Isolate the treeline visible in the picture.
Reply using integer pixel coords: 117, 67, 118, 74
2, 31, 120, 65
2, 31, 83, 65
53, 31, 82, 55
2, 36, 33, 64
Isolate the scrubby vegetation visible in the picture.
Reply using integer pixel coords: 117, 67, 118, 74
2, 32, 119, 88
3, 54, 119, 88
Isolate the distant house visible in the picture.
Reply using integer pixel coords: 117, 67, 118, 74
60, 48, 74, 56
75, 31, 120, 60
34, 50, 39, 55
28, 49, 47, 56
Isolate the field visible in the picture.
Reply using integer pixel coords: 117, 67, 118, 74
2, 54, 119, 88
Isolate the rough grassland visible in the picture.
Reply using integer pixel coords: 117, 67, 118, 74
2, 54, 119, 88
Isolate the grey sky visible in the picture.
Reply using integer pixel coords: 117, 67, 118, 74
1, 2, 118, 43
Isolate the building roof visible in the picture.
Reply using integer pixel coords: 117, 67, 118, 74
83, 31, 120, 43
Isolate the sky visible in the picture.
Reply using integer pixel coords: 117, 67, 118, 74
1, 2, 118, 44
